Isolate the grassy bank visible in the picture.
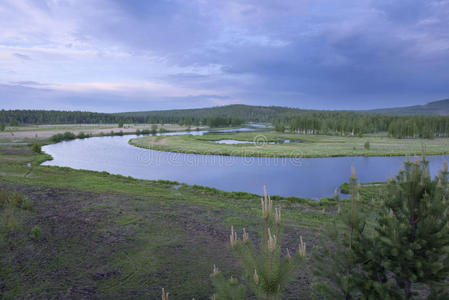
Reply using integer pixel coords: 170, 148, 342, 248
1, 139, 374, 298
0, 123, 210, 142
129, 131, 449, 158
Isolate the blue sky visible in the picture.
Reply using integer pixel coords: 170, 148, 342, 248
0, 0, 448, 112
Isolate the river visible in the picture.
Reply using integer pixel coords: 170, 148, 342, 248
42, 128, 449, 199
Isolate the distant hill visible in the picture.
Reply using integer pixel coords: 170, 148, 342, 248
363, 99, 449, 116
116, 104, 315, 123
118, 99, 449, 121
3, 99, 449, 125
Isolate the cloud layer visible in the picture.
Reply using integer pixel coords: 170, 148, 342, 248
1, 0, 448, 112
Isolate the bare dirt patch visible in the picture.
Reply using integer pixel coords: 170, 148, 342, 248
0, 181, 319, 298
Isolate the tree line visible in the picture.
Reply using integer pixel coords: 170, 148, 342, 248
3, 107, 449, 138
276, 114, 449, 138
0, 110, 242, 128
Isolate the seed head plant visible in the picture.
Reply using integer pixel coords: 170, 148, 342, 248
212, 186, 306, 299
161, 288, 169, 300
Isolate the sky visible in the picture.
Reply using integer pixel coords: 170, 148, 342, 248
0, 0, 449, 112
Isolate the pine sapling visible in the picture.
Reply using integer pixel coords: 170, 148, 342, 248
313, 166, 368, 299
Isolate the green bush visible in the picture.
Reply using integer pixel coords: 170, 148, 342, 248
51, 131, 76, 143
63, 131, 76, 140
31, 143, 41, 153
364, 141, 370, 150
30, 226, 42, 239
0, 188, 32, 210
77, 132, 90, 139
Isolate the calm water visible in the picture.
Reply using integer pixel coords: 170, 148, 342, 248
213, 139, 295, 144
214, 139, 255, 144
42, 129, 449, 199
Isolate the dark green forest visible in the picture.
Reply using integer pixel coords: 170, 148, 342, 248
3, 102, 449, 138
282, 114, 449, 138
0, 109, 243, 128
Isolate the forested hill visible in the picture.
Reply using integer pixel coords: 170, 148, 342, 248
117, 98, 449, 120
0, 105, 326, 125
364, 99, 449, 116
116, 105, 309, 123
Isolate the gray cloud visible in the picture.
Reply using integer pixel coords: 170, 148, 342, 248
0, 0, 448, 111
13, 53, 31, 60
0, 83, 228, 112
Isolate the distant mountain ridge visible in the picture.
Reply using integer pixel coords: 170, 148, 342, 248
116, 104, 312, 122
2, 98, 449, 125
117, 98, 449, 120
363, 99, 449, 116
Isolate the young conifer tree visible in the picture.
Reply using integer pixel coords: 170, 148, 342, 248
211, 186, 306, 300
365, 156, 449, 298
312, 166, 369, 299
314, 158, 449, 299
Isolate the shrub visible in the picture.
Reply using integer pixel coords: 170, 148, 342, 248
364, 141, 370, 150
30, 226, 42, 239
51, 131, 76, 143
51, 133, 64, 143
0, 188, 32, 210
6, 212, 18, 232
63, 131, 76, 140
31, 142, 41, 153
77, 132, 89, 139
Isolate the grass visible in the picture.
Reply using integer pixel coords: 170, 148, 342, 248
129, 130, 449, 158
1, 138, 372, 299
2, 123, 206, 133
0, 123, 211, 142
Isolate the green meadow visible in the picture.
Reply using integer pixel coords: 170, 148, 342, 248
0, 138, 360, 299
129, 131, 449, 158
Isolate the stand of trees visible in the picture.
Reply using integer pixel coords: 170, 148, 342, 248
3, 107, 449, 138
280, 115, 449, 138
0, 110, 243, 128
0, 110, 126, 124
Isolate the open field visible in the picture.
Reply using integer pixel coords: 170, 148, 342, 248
0, 139, 355, 299
0, 124, 208, 142
129, 131, 449, 158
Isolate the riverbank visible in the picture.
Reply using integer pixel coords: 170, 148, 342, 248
129, 131, 449, 158
1, 140, 355, 298
0, 123, 210, 142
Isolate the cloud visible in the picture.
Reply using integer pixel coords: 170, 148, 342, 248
0, 0, 448, 111
13, 53, 31, 60
0, 82, 234, 112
